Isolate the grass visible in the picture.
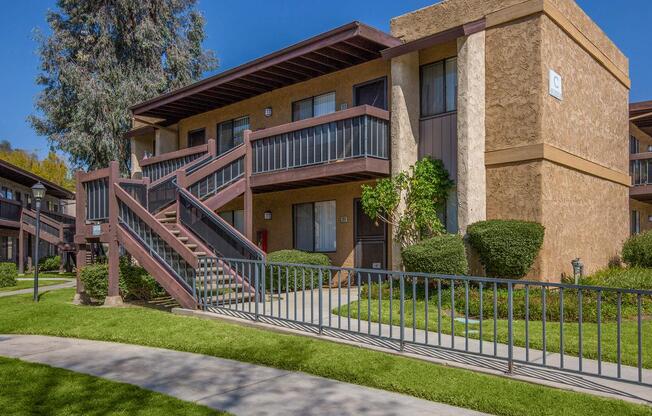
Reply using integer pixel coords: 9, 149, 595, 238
0, 289, 650, 416
0, 357, 226, 415
0, 279, 70, 292
336, 298, 651, 368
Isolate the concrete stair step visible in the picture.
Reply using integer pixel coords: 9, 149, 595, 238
185, 244, 198, 250
159, 217, 176, 224
164, 211, 176, 218
177, 236, 189, 243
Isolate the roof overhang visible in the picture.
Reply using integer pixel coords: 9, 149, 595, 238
0, 159, 74, 199
631, 100, 652, 137
130, 22, 401, 125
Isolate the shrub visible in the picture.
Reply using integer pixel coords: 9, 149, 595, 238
581, 266, 652, 290
0, 262, 17, 288
401, 234, 468, 275
467, 220, 544, 279
266, 250, 331, 291
38, 255, 61, 272
622, 231, 652, 268
80, 264, 109, 300
119, 257, 166, 301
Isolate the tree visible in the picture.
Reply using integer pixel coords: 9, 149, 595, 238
29, 0, 217, 171
361, 157, 453, 248
0, 147, 74, 191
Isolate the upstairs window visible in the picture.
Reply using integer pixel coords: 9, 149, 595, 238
292, 92, 336, 121
188, 128, 206, 148
421, 57, 457, 117
217, 116, 249, 155
630, 136, 640, 154
354, 77, 388, 110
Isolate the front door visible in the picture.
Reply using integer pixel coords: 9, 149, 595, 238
354, 199, 387, 270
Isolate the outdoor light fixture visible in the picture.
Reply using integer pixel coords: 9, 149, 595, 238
571, 258, 584, 285
31, 182, 46, 302
264, 210, 272, 220
264, 107, 273, 117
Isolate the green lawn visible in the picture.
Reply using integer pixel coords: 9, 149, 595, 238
0, 279, 70, 292
0, 357, 226, 415
0, 290, 649, 416
335, 298, 651, 368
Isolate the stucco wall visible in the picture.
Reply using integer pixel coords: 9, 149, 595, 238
218, 180, 382, 268
175, 60, 389, 148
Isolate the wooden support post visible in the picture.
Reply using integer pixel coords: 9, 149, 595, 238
243, 130, 254, 241
18, 228, 24, 274
73, 243, 87, 305
104, 161, 123, 306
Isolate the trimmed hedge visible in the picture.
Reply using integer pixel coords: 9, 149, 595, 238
266, 250, 331, 291
0, 262, 17, 288
38, 255, 61, 272
401, 234, 468, 275
467, 220, 544, 279
119, 257, 166, 301
80, 257, 167, 302
80, 264, 109, 300
622, 231, 652, 268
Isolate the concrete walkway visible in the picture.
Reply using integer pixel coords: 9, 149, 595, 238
0, 335, 489, 416
0, 279, 75, 298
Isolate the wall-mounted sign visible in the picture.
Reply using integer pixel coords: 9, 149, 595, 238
549, 69, 563, 101
92, 224, 101, 236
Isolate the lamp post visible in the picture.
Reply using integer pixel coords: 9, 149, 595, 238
31, 182, 46, 302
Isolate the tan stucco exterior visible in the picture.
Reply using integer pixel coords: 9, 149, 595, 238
129, 0, 631, 282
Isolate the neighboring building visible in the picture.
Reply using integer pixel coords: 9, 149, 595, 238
629, 100, 652, 235
77, 0, 632, 306
0, 159, 76, 271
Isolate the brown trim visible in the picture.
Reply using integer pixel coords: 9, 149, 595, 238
117, 227, 197, 309
630, 185, 652, 201
203, 178, 246, 212
139, 144, 208, 168
630, 152, 652, 162
181, 145, 246, 188
78, 167, 111, 183
250, 157, 390, 189
250, 105, 390, 141
0, 159, 74, 200
131, 22, 400, 116
125, 125, 156, 138
114, 185, 198, 269
0, 219, 20, 229
381, 18, 485, 60
485, 143, 630, 186
631, 100, 652, 114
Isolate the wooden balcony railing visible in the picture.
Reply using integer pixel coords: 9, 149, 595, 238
140, 143, 210, 183
249, 105, 389, 175
630, 152, 652, 186
0, 196, 22, 223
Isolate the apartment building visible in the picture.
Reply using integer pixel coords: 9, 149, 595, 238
629, 100, 652, 235
76, 0, 631, 307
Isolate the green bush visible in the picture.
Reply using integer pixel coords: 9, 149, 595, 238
622, 231, 652, 268
266, 250, 331, 291
38, 255, 61, 272
467, 220, 544, 279
581, 266, 652, 290
0, 262, 17, 288
119, 257, 166, 301
401, 234, 468, 275
80, 264, 109, 300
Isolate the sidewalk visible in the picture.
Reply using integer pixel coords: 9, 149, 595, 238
0, 279, 75, 298
0, 334, 488, 416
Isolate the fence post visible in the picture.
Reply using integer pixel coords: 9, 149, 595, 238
318, 269, 323, 334
254, 262, 260, 321
507, 281, 514, 374
399, 274, 405, 352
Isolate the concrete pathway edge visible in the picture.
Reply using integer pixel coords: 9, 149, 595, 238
0, 335, 488, 416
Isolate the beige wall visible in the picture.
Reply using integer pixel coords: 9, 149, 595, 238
219, 180, 383, 268
175, 60, 390, 149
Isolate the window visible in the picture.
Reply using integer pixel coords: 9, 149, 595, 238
217, 116, 249, 155
218, 210, 244, 234
630, 136, 640, 154
631, 210, 641, 235
292, 92, 336, 121
293, 200, 336, 252
420, 57, 457, 117
188, 128, 206, 147
354, 78, 387, 110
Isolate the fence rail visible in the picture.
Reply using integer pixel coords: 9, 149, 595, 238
141, 145, 208, 183
200, 258, 651, 387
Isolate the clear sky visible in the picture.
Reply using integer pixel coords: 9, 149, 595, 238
0, 0, 650, 158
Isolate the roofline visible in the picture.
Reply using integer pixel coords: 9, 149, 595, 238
130, 21, 400, 116
631, 100, 652, 113
0, 159, 75, 199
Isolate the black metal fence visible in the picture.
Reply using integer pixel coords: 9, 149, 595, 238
199, 258, 651, 387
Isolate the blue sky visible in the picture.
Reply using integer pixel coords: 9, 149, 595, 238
0, 0, 650, 158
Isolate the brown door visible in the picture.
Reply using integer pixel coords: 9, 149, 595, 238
354, 199, 386, 270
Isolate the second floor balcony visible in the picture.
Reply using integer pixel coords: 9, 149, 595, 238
630, 152, 652, 201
